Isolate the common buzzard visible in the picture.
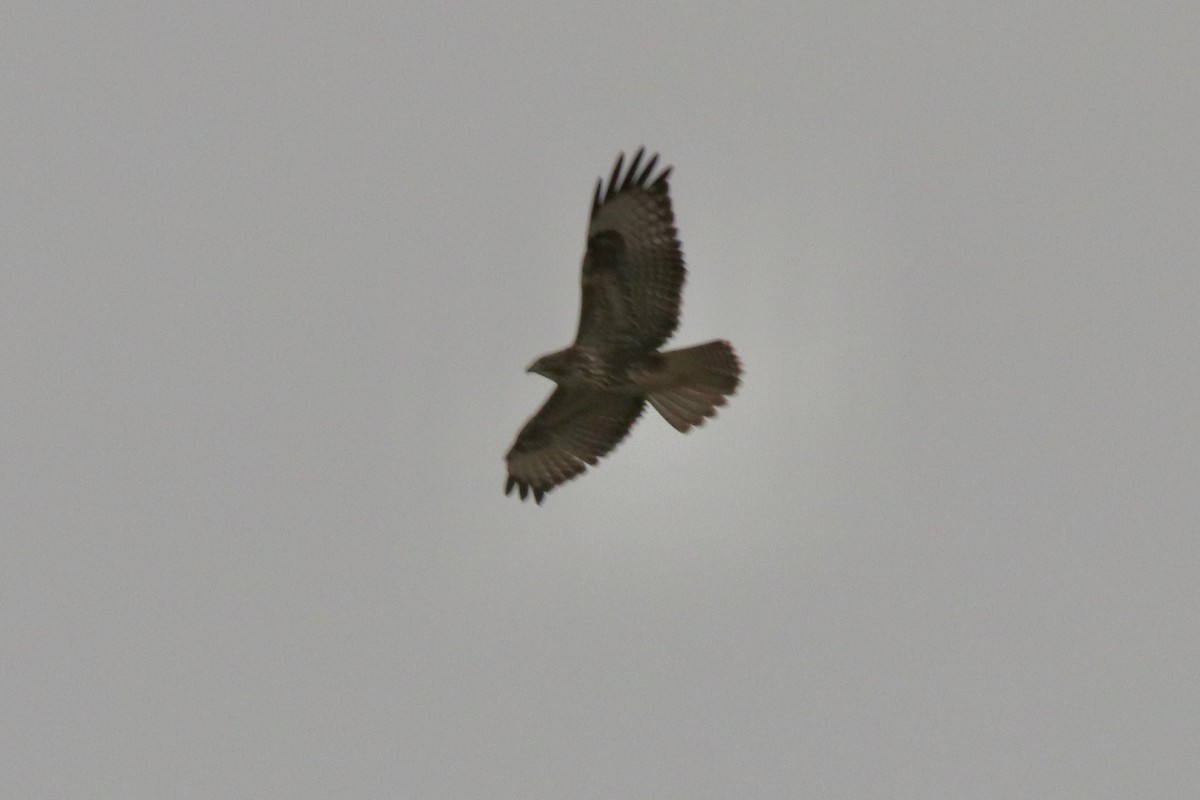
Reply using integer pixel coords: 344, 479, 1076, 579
505, 149, 741, 503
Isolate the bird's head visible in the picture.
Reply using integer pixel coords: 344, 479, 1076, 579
527, 349, 573, 382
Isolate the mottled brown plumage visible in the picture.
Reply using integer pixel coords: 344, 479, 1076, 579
505, 149, 741, 504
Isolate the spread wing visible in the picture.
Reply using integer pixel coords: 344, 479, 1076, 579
575, 148, 685, 352
505, 386, 646, 504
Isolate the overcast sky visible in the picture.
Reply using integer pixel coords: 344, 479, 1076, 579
4, 2, 1198, 797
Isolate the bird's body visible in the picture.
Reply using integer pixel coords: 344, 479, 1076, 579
529, 345, 666, 393
505, 149, 741, 503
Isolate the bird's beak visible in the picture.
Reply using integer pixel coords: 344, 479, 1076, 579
525, 363, 537, 374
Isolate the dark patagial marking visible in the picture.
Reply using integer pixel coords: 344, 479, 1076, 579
584, 230, 626, 273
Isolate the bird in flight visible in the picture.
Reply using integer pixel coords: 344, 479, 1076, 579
504, 149, 741, 504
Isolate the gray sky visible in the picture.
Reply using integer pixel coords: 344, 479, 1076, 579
4, 2, 1198, 797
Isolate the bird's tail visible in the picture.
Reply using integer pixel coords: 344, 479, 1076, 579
646, 340, 741, 432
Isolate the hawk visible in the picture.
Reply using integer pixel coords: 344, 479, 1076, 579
505, 149, 741, 504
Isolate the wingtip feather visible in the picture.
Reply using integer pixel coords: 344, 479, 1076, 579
622, 148, 644, 191
606, 153, 624, 202
591, 149, 672, 214
638, 153, 660, 185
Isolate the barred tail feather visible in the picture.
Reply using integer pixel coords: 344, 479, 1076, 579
647, 340, 741, 432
